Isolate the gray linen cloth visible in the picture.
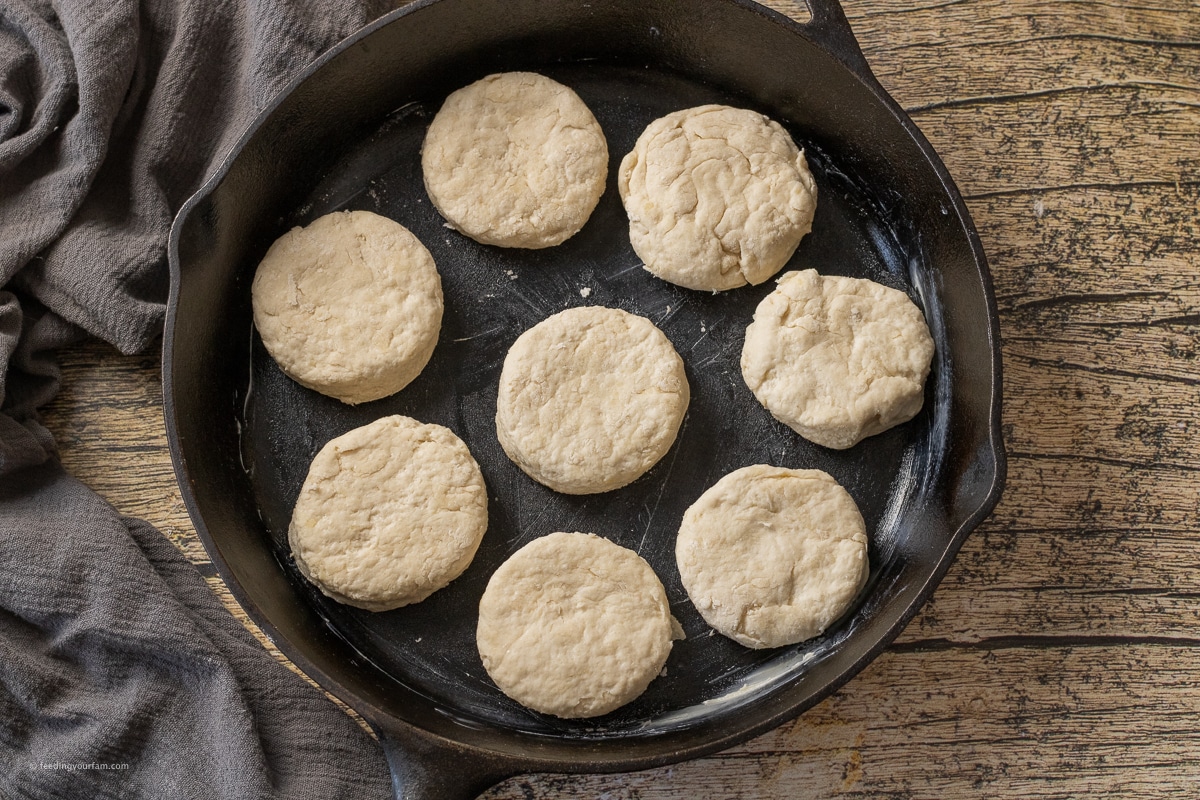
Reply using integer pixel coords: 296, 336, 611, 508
0, 0, 399, 796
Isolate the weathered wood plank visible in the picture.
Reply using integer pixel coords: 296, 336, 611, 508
914, 86, 1199, 195
41, 344, 202, 556
1003, 359, 1200, 466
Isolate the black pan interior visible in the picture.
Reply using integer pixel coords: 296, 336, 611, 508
244, 62, 934, 734
166, 0, 1003, 767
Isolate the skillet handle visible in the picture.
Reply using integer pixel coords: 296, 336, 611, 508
367, 717, 518, 800
799, 0, 878, 83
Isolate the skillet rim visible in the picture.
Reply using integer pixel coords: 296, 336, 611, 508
163, 0, 1007, 774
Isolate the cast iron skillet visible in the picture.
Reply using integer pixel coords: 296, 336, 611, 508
164, 0, 1006, 797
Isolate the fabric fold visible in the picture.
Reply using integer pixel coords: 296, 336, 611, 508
0, 462, 392, 799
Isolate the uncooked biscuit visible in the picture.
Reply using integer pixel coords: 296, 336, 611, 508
421, 71, 608, 248
288, 415, 487, 611
495, 306, 689, 494
251, 210, 443, 405
618, 104, 817, 291
476, 531, 677, 718
741, 269, 935, 449
676, 465, 868, 649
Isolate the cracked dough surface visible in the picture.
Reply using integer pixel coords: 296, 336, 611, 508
676, 465, 868, 649
495, 306, 689, 494
251, 210, 443, 405
288, 415, 487, 611
421, 71, 608, 249
618, 104, 817, 291
741, 269, 935, 450
477, 531, 677, 718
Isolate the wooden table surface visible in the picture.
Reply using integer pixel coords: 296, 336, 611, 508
40, 0, 1200, 797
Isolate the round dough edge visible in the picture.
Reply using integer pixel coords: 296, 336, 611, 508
675, 464, 869, 648
251, 209, 443, 405
476, 531, 677, 718
740, 269, 935, 449
495, 305, 690, 494
617, 104, 817, 291
288, 414, 488, 611
422, 71, 609, 249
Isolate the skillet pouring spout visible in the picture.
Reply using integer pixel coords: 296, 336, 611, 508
164, 0, 1005, 795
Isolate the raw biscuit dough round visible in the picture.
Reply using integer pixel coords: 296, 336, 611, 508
618, 104, 817, 292
495, 306, 689, 495
676, 465, 869, 649
288, 415, 488, 611
251, 210, 443, 405
477, 531, 677, 718
421, 71, 608, 248
741, 269, 935, 449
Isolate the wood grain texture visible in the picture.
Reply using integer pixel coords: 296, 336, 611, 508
38, 0, 1200, 797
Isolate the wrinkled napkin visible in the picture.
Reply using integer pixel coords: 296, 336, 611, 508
0, 1, 400, 796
